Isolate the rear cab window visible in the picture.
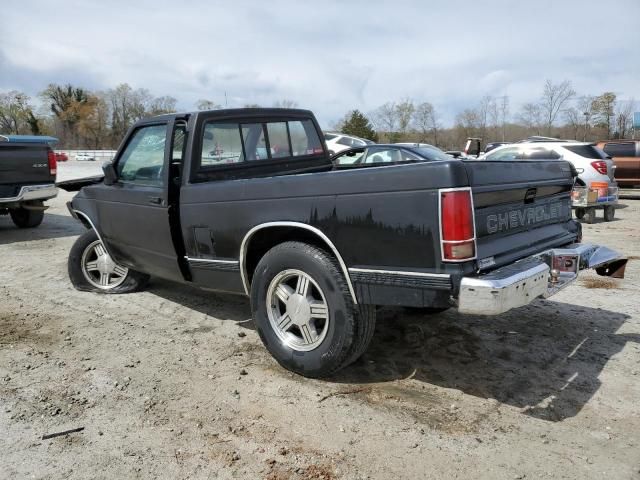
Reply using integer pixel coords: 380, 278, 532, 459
193, 114, 326, 181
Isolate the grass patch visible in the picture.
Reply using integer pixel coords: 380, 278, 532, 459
580, 277, 621, 289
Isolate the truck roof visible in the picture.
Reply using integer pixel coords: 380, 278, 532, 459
149, 107, 315, 122
0, 134, 59, 145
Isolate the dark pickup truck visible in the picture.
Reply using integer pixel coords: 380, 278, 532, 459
61, 108, 627, 377
0, 135, 58, 228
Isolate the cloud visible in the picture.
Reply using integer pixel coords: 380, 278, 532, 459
1, 0, 639, 126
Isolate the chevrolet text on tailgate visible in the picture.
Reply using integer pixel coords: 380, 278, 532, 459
62, 108, 627, 378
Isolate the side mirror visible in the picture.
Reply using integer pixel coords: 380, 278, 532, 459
464, 138, 481, 157
102, 161, 117, 185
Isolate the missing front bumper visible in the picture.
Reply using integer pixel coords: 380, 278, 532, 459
457, 243, 627, 315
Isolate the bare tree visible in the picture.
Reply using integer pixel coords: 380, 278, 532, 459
592, 92, 617, 139
563, 107, 581, 140
518, 103, 543, 135
540, 79, 576, 134
615, 98, 636, 138
455, 108, 481, 140
273, 99, 298, 108
576, 95, 595, 141
395, 98, 415, 137
0, 91, 34, 134
148, 96, 177, 116
372, 102, 398, 141
498, 95, 509, 141
413, 101, 440, 145
196, 99, 220, 110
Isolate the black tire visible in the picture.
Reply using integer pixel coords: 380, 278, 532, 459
250, 241, 376, 378
603, 205, 615, 222
574, 208, 585, 220
68, 229, 149, 294
10, 206, 44, 228
582, 207, 596, 224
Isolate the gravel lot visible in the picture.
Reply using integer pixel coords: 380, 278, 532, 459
1, 162, 639, 479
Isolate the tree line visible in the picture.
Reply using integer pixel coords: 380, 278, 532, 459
339, 80, 637, 149
0, 79, 637, 149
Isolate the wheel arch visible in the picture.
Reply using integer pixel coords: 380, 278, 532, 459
72, 209, 115, 258
240, 222, 357, 304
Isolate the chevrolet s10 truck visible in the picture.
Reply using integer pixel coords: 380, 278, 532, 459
60, 108, 627, 377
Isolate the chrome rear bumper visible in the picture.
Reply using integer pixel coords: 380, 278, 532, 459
0, 184, 57, 204
458, 243, 627, 315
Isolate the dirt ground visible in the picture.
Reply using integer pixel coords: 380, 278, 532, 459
2, 165, 639, 479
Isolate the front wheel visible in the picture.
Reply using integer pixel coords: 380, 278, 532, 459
68, 229, 149, 293
250, 241, 375, 378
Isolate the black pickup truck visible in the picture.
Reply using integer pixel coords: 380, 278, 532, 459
61, 108, 626, 377
0, 135, 58, 228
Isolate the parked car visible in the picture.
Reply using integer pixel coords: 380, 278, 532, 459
0, 135, 58, 228
75, 152, 95, 161
324, 132, 374, 155
55, 152, 69, 162
596, 140, 640, 188
479, 141, 619, 223
484, 141, 511, 154
333, 143, 452, 166
60, 108, 626, 378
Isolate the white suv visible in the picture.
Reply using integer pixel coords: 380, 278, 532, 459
324, 132, 374, 155
480, 141, 616, 189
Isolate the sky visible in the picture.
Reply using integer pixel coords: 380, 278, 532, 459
1, 0, 639, 127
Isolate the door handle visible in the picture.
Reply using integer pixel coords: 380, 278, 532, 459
148, 196, 163, 205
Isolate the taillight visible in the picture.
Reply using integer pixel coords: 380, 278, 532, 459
47, 150, 57, 176
440, 188, 476, 261
590, 161, 607, 175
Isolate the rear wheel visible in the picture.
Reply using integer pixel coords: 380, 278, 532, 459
10, 204, 44, 228
603, 205, 615, 222
68, 229, 149, 293
574, 208, 585, 220
581, 207, 596, 224
250, 241, 375, 378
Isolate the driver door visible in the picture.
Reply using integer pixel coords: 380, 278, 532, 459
94, 120, 184, 282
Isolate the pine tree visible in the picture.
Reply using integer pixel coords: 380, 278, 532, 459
340, 110, 378, 141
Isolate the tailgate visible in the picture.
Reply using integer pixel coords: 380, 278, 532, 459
464, 159, 579, 270
0, 144, 53, 197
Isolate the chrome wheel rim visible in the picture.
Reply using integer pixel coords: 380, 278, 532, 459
81, 240, 128, 290
266, 269, 329, 352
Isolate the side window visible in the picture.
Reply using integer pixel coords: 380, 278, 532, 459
603, 142, 636, 157
117, 124, 167, 186
201, 123, 244, 166
241, 123, 269, 160
172, 123, 187, 162
515, 148, 560, 160
266, 122, 291, 158
337, 136, 353, 147
364, 148, 412, 164
485, 147, 519, 161
333, 148, 366, 165
289, 120, 323, 156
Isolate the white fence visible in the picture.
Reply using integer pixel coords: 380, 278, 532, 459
55, 149, 117, 161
